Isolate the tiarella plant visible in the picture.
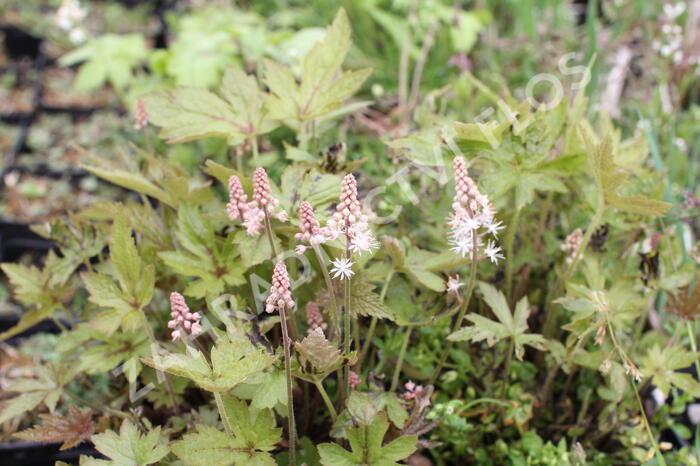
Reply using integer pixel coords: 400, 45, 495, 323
2, 4, 699, 466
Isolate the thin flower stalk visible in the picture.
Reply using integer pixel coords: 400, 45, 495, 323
390, 327, 413, 392
266, 262, 296, 466
312, 245, 340, 340
327, 173, 378, 405
432, 157, 497, 384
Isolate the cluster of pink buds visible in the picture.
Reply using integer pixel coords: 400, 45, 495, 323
561, 228, 583, 264
326, 174, 378, 255
447, 157, 504, 263
168, 292, 202, 341
305, 302, 327, 334
133, 98, 148, 130
265, 262, 295, 313
295, 201, 334, 254
401, 381, 430, 406
226, 168, 287, 236
349, 371, 362, 390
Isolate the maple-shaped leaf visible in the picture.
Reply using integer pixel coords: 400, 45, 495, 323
350, 277, 394, 321
0, 364, 77, 424
159, 203, 245, 298
142, 66, 277, 145
667, 283, 700, 321
263, 8, 371, 122
142, 336, 275, 392
448, 282, 546, 360
80, 420, 168, 465
317, 414, 416, 466
295, 328, 342, 377
640, 345, 700, 397
0, 251, 74, 341
588, 135, 671, 216
232, 368, 287, 410
14, 406, 94, 450
171, 397, 281, 466
82, 214, 155, 335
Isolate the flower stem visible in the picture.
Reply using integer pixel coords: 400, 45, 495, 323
314, 380, 338, 422
504, 206, 522, 304
213, 392, 233, 436
543, 201, 605, 338
632, 379, 667, 466
390, 327, 412, 392
343, 270, 351, 404
279, 306, 297, 466
314, 245, 339, 341
358, 269, 394, 371
263, 212, 278, 260
430, 241, 478, 385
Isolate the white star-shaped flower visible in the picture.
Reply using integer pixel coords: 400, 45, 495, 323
349, 230, 379, 255
330, 258, 355, 280
484, 219, 505, 238
446, 275, 464, 294
484, 240, 504, 264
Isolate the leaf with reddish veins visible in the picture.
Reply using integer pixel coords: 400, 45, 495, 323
15, 406, 94, 451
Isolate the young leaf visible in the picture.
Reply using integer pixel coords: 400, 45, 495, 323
159, 204, 245, 298
448, 282, 546, 360
82, 420, 168, 465
232, 369, 287, 410
81, 215, 155, 335
295, 328, 342, 376
58, 34, 148, 91
171, 397, 280, 466
0, 252, 73, 341
142, 66, 277, 145
15, 406, 94, 450
640, 345, 700, 397
350, 278, 394, 321
263, 9, 371, 122
0, 365, 77, 424
142, 337, 276, 392
588, 135, 671, 216
317, 414, 416, 466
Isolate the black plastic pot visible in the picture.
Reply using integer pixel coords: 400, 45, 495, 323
0, 440, 101, 466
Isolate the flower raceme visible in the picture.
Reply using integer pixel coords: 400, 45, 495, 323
448, 157, 504, 263
305, 302, 327, 334
226, 168, 287, 236
265, 262, 295, 314
295, 201, 334, 254
253, 167, 287, 221
168, 292, 202, 341
327, 174, 378, 255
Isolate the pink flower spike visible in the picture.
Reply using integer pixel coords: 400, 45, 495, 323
296, 201, 322, 243
265, 262, 295, 313
447, 156, 503, 262
327, 173, 376, 255
253, 167, 279, 214
305, 301, 327, 334
133, 98, 148, 130
168, 292, 202, 341
349, 371, 362, 389
226, 175, 249, 221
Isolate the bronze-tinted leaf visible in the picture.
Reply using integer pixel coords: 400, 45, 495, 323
15, 406, 94, 451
